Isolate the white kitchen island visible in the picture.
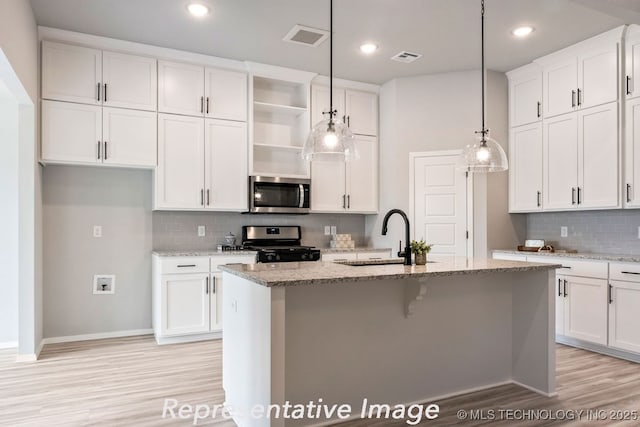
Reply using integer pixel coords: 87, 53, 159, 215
219, 257, 559, 427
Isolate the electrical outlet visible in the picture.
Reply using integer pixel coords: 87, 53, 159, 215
93, 226, 102, 238
330, 226, 337, 235
561, 226, 568, 238
197, 225, 206, 237
324, 226, 331, 236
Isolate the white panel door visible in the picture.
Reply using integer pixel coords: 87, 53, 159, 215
102, 107, 157, 168
578, 102, 619, 209
102, 51, 157, 111
210, 273, 223, 332
543, 113, 578, 210
626, 31, 640, 99
311, 85, 345, 128
158, 61, 205, 116
204, 119, 248, 211
204, 68, 247, 121
345, 90, 378, 136
625, 97, 640, 207
41, 100, 102, 164
346, 136, 378, 213
413, 153, 468, 256
509, 68, 542, 127
578, 46, 619, 109
42, 41, 102, 105
310, 158, 346, 212
564, 276, 608, 345
156, 114, 205, 209
161, 273, 210, 336
509, 123, 543, 212
609, 280, 640, 353
543, 58, 577, 118
556, 277, 565, 336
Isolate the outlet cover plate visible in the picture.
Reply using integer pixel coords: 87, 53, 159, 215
330, 226, 337, 235
561, 226, 568, 238
93, 275, 115, 294
198, 226, 206, 237
93, 225, 102, 238
324, 226, 331, 236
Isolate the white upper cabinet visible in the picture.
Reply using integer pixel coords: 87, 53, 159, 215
102, 51, 157, 111
42, 41, 157, 110
578, 46, 618, 110
543, 113, 578, 210
542, 58, 577, 118
102, 107, 157, 167
508, 64, 542, 127
42, 41, 102, 105
577, 103, 619, 209
42, 100, 102, 163
625, 97, 640, 207
204, 119, 248, 211
509, 122, 543, 212
158, 60, 247, 120
626, 25, 640, 99
158, 61, 205, 116
156, 114, 205, 209
311, 85, 378, 136
347, 136, 378, 212
204, 68, 247, 121
311, 158, 346, 212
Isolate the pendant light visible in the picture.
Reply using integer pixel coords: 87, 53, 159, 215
302, 0, 356, 162
459, 0, 508, 173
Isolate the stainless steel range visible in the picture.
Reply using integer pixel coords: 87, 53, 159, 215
242, 226, 321, 263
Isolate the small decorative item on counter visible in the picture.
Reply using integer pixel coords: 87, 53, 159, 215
538, 245, 554, 253
224, 232, 236, 246
330, 233, 355, 249
410, 239, 433, 265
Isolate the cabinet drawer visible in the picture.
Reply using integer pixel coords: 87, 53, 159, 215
610, 262, 640, 282
211, 255, 256, 272
160, 257, 210, 274
527, 256, 608, 279
322, 253, 358, 262
357, 251, 392, 260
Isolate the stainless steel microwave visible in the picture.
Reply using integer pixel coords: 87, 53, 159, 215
249, 176, 311, 214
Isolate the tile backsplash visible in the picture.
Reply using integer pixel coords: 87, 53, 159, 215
526, 210, 640, 255
153, 211, 367, 251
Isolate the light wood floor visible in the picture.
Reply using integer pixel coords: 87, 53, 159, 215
1, 337, 639, 426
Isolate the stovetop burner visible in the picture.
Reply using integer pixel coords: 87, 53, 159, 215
242, 226, 321, 263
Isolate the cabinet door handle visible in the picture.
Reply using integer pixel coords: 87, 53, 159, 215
206, 97, 210, 115
621, 271, 640, 275
608, 284, 613, 304
627, 184, 632, 203
577, 88, 582, 106
347, 195, 351, 209
537, 101, 541, 118
627, 76, 632, 95
104, 141, 108, 160
577, 187, 581, 205
571, 187, 576, 205
558, 278, 562, 297
206, 189, 210, 206
97, 141, 101, 160
342, 115, 346, 124
177, 264, 196, 268
200, 96, 204, 114
212, 276, 216, 294
537, 191, 541, 207
571, 90, 576, 108
342, 194, 346, 209
103, 84, 108, 102
347, 116, 351, 127
559, 266, 572, 269
206, 276, 209, 294
563, 279, 568, 297
97, 83, 101, 102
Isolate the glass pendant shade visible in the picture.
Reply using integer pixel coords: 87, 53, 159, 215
459, 134, 508, 173
303, 118, 358, 161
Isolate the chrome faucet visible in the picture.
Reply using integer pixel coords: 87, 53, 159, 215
381, 209, 412, 265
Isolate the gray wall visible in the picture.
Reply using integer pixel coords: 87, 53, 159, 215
525, 210, 640, 255
153, 212, 366, 250
43, 166, 153, 338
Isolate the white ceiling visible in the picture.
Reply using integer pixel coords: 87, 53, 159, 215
29, 0, 640, 84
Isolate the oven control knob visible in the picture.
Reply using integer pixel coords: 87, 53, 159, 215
266, 254, 275, 262
276, 255, 281, 261
301, 253, 308, 260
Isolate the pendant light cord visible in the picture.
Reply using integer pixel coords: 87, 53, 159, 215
329, 0, 334, 123
480, 0, 486, 139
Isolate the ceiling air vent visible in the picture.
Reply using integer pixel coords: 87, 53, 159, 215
283, 25, 329, 47
391, 51, 423, 63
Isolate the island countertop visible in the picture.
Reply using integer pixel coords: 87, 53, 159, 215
218, 256, 561, 287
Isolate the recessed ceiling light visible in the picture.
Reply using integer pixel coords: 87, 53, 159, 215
512, 26, 534, 38
187, 3, 210, 17
360, 43, 378, 55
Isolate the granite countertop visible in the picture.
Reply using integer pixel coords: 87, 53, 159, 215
493, 250, 640, 263
152, 250, 257, 257
320, 247, 392, 254
218, 256, 560, 287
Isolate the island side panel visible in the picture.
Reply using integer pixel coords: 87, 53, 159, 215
283, 274, 514, 426
222, 273, 274, 427
511, 269, 556, 395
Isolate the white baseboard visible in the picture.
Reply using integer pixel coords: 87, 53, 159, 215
42, 329, 153, 345
15, 340, 44, 362
0, 341, 18, 350
511, 380, 557, 397
155, 331, 222, 345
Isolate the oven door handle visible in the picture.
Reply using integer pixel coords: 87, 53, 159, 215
299, 184, 305, 208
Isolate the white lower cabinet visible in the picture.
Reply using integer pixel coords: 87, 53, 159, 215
608, 262, 640, 353
152, 254, 255, 344
559, 274, 608, 345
